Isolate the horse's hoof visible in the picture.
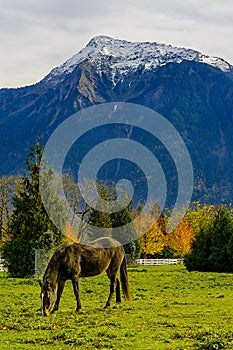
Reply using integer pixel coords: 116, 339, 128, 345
113, 303, 121, 309
75, 309, 82, 314
103, 305, 109, 310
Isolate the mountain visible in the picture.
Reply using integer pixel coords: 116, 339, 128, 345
44, 35, 232, 85
1, 35, 233, 204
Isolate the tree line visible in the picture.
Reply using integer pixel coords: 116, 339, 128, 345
0, 144, 233, 276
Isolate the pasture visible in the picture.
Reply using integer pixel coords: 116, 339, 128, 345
0, 265, 233, 349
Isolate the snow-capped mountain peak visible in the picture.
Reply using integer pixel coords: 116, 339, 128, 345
45, 35, 232, 84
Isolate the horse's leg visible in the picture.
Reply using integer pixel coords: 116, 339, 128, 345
104, 270, 118, 309
72, 277, 82, 313
51, 279, 66, 313
115, 278, 121, 306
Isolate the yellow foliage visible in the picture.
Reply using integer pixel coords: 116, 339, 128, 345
137, 214, 165, 255
137, 212, 193, 257
185, 202, 215, 234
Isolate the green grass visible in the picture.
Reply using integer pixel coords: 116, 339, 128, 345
0, 265, 233, 349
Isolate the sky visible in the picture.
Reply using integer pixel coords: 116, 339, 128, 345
1, 0, 233, 88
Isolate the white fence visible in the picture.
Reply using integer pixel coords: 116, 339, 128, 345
136, 258, 183, 266
0, 258, 7, 272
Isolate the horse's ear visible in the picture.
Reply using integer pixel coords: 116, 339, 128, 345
39, 280, 42, 288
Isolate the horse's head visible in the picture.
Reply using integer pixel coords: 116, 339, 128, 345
39, 279, 56, 316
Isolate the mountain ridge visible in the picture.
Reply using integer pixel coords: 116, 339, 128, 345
43, 35, 233, 86
1, 36, 233, 204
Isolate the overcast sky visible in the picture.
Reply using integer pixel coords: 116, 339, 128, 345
1, 0, 233, 88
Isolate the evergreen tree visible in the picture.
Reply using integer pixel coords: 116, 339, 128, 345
184, 224, 213, 272
209, 205, 233, 272
111, 203, 140, 261
3, 143, 66, 276
184, 205, 233, 272
87, 181, 140, 259
87, 182, 112, 241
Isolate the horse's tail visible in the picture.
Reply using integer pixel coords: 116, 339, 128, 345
120, 255, 131, 301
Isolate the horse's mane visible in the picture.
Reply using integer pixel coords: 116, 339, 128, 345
43, 243, 73, 288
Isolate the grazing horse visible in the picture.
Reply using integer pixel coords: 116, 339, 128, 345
39, 237, 131, 316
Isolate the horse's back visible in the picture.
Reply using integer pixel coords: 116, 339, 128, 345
88, 237, 122, 248
45, 238, 125, 280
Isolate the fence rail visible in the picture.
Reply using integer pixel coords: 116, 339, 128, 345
136, 258, 183, 266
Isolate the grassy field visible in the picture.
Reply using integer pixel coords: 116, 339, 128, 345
0, 264, 233, 349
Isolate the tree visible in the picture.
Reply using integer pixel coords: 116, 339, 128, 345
183, 226, 213, 272
86, 181, 139, 259
2, 143, 66, 277
184, 202, 215, 271
184, 204, 233, 272
166, 219, 193, 258
137, 213, 165, 257
209, 205, 233, 272
87, 182, 113, 241
0, 176, 21, 247
185, 202, 215, 235
111, 204, 140, 261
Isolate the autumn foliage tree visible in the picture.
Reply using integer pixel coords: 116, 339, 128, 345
137, 210, 193, 258
137, 213, 166, 257
165, 219, 193, 258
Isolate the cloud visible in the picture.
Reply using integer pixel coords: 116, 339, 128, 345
0, 0, 233, 87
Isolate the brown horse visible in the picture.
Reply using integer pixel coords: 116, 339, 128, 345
39, 237, 131, 316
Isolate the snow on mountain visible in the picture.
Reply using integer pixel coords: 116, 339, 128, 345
45, 35, 232, 85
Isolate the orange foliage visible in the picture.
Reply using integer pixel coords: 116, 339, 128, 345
166, 219, 193, 256
136, 213, 193, 257
64, 224, 79, 243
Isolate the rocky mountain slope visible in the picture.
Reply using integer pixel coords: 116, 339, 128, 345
1, 35, 233, 203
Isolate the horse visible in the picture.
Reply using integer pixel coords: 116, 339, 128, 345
39, 237, 131, 316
